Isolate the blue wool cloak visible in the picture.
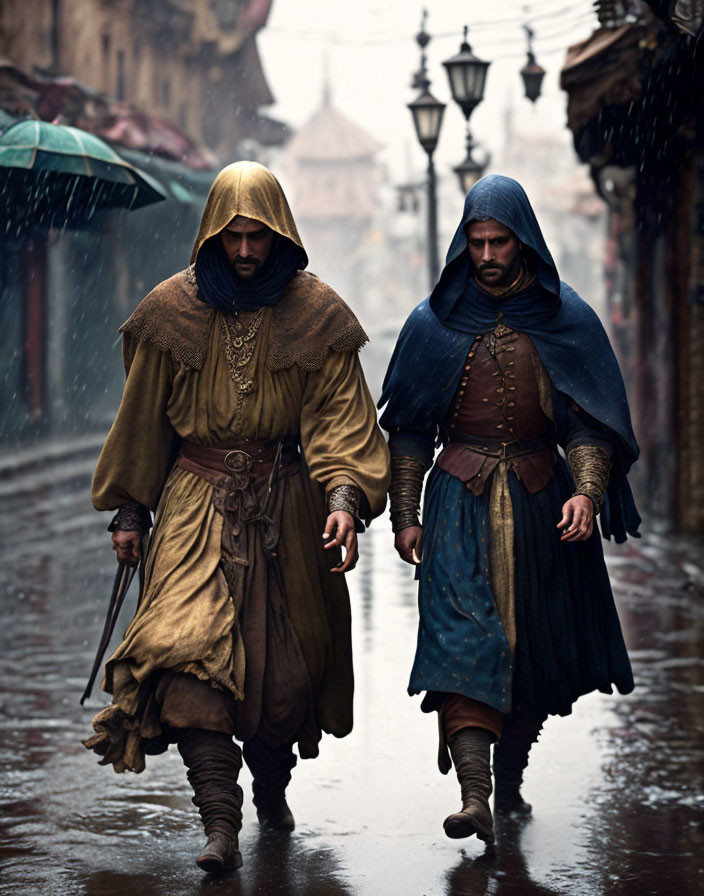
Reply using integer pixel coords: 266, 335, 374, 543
379, 174, 638, 716
379, 175, 640, 543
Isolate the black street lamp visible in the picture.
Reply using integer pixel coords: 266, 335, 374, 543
520, 25, 545, 103
453, 130, 491, 195
408, 89, 446, 156
407, 11, 446, 288
442, 26, 490, 121
443, 27, 491, 195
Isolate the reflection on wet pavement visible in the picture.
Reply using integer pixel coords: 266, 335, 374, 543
0, 473, 703, 894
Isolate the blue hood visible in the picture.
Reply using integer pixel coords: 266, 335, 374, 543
430, 174, 560, 323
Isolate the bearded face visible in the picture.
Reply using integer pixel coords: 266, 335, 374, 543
466, 218, 522, 289
220, 215, 275, 279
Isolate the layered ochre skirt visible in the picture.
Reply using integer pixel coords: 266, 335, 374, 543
85, 456, 353, 773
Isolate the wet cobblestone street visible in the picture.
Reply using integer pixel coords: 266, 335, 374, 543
0, 458, 702, 895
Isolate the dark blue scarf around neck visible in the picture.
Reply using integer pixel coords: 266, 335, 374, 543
194, 233, 306, 312
445, 276, 560, 333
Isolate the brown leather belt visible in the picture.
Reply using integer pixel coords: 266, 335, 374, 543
447, 432, 554, 461
175, 438, 300, 488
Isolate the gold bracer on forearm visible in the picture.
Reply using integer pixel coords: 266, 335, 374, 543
567, 445, 611, 511
389, 455, 428, 533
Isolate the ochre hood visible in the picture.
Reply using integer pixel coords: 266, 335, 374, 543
190, 161, 305, 265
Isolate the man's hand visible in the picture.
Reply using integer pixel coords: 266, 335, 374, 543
323, 511, 358, 573
395, 525, 423, 565
112, 530, 141, 566
557, 495, 594, 542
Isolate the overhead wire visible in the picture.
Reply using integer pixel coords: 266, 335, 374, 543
472, 15, 596, 51
468, 4, 592, 30
264, 2, 597, 48
262, 2, 600, 100
443, 14, 596, 49
433, 4, 596, 38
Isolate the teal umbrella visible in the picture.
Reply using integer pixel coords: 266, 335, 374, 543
0, 119, 167, 230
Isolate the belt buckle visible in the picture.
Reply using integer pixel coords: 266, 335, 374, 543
224, 449, 253, 475
499, 442, 510, 461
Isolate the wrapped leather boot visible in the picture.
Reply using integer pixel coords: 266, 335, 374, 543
443, 726, 495, 843
243, 736, 297, 831
493, 713, 544, 816
178, 728, 244, 874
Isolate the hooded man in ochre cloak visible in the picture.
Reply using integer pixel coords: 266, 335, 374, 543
379, 174, 638, 845
84, 161, 390, 874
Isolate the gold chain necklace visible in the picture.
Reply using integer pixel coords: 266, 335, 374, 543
219, 309, 264, 424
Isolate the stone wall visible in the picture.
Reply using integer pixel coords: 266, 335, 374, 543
0, 0, 275, 155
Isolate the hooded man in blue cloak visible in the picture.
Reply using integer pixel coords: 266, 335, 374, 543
379, 175, 638, 845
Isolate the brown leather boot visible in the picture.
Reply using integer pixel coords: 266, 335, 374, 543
178, 729, 244, 874
196, 832, 243, 874
254, 793, 295, 831
493, 712, 544, 816
443, 726, 495, 844
244, 736, 297, 831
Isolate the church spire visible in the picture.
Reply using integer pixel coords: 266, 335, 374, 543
322, 55, 331, 107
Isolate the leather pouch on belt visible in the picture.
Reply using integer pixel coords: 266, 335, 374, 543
437, 444, 498, 496
510, 448, 556, 493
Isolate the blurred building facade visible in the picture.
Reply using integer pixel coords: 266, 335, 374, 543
498, 121, 608, 320
0, 0, 290, 446
279, 83, 428, 399
561, 0, 704, 533
0, 0, 287, 154
280, 83, 382, 324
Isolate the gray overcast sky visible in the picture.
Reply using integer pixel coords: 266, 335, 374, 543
259, 1, 597, 179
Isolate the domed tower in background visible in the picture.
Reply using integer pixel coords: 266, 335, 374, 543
282, 78, 382, 325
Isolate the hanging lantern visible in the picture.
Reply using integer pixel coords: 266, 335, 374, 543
442, 26, 490, 122
454, 154, 486, 195
520, 25, 545, 103
408, 89, 446, 156
453, 130, 490, 194
521, 51, 545, 103
408, 10, 446, 157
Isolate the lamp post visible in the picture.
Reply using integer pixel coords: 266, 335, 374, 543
443, 26, 491, 194
405, 17, 544, 280
407, 11, 445, 288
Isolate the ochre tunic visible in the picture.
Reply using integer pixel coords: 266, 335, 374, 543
87, 287, 389, 773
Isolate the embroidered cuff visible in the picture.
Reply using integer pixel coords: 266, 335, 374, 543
107, 502, 152, 533
567, 445, 611, 512
327, 484, 365, 533
389, 455, 428, 533
327, 483, 361, 516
